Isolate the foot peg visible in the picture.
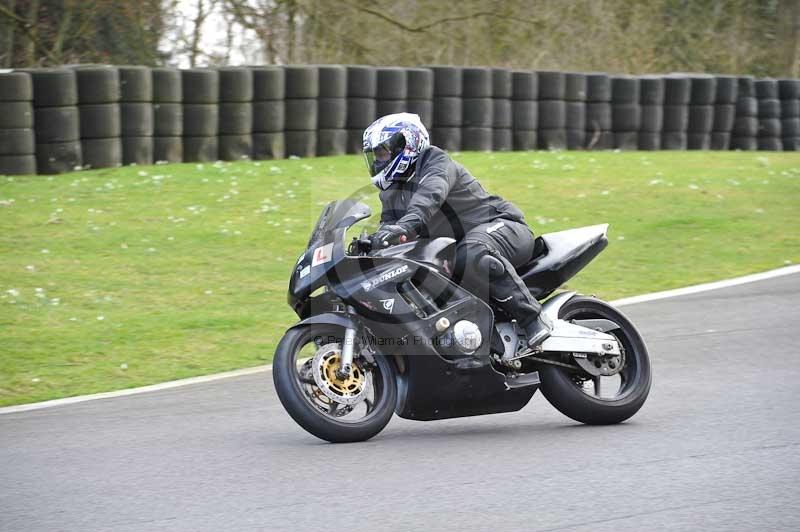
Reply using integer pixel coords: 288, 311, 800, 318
506, 371, 540, 389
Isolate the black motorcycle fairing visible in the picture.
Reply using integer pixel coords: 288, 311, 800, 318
371, 237, 456, 274
287, 312, 358, 335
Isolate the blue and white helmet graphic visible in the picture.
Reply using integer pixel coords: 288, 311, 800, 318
362, 113, 430, 190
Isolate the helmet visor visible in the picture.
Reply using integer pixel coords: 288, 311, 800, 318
363, 144, 393, 177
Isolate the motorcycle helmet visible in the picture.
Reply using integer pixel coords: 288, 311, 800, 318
362, 112, 430, 190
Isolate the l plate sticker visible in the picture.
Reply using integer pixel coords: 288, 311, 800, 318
311, 243, 334, 267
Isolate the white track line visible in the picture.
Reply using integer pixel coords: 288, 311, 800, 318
2, 264, 798, 415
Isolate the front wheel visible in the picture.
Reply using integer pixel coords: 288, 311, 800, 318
273, 324, 397, 442
538, 296, 652, 424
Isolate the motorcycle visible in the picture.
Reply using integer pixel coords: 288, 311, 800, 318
273, 199, 651, 442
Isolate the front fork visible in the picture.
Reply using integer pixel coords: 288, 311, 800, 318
336, 306, 358, 379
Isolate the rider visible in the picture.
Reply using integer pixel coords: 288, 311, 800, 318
363, 113, 553, 348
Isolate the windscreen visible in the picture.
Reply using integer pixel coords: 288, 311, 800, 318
307, 199, 371, 248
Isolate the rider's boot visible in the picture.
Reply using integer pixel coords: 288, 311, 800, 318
522, 312, 553, 349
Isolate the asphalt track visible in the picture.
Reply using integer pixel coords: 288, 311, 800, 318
2, 273, 799, 532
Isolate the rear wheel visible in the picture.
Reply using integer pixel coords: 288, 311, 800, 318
538, 296, 651, 424
273, 324, 397, 442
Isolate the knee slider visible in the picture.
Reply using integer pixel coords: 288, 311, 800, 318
478, 253, 506, 279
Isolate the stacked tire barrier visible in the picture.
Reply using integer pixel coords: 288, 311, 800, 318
182, 68, 219, 162
152, 68, 183, 163
284, 66, 318, 158
710, 76, 737, 150
0, 71, 36, 175
585, 73, 612, 149
316, 65, 347, 156
252, 66, 285, 160
537, 71, 567, 150
119, 66, 154, 165
511, 70, 538, 150
430, 66, 463, 151
491, 68, 512, 151
74, 66, 122, 169
780, 79, 800, 151
732, 76, 758, 150
2, 65, 798, 175
611, 75, 640, 150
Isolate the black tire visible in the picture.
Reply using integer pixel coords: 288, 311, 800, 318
730, 136, 757, 150
585, 102, 611, 131
82, 137, 122, 169
346, 66, 377, 98
710, 131, 731, 150
538, 100, 566, 129
79, 104, 121, 138
153, 103, 183, 136
121, 136, 153, 165
285, 99, 318, 130
639, 76, 665, 105
538, 128, 567, 150
182, 68, 219, 104
611, 76, 639, 103
566, 102, 586, 130
118, 66, 152, 102
273, 325, 397, 443
687, 105, 714, 133
737, 76, 755, 98
758, 99, 781, 119
637, 132, 661, 150
462, 98, 493, 127
755, 79, 778, 100
712, 104, 735, 132
586, 130, 614, 150
430, 66, 462, 96
733, 116, 759, 136
736, 96, 758, 117
513, 129, 537, 150
153, 136, 182, 163
317, 98, 347, 129
565, 72, 587, 102
491, 68, 512, 99
317, 65, 347, 98
782, 118, 800, 137
152, 68, 182, 103
432, 96, 463, 127
537, 71, 565, 100
640, 105, 663, 132
405, 99, 433, 128
512, 71, 538, 100
376, 99, 407, 117
778, 79, 800, 100
35, 141, 82, 174
782, 137, 799, 151
0, 102, 34, 129
662, 105, 689, 132
73, 66, 120, 103
586, 72, 611, 102
183, 135, 219, 162
538, 296, 651, 425
27, 68, 78, 107
218, 134, 252, 160
781, 99, 800, 118
406, 68, 434, 100
0, 154, 36, 175
492, 99, 512, 128
512, 100, 538, 130
253, 100, 285, 132
687, 132, 711, 150
661, 130, 687, 150
689, 75, 716, 105
120, 103, 154, 136
613, 130, 638, 150
253, 66, 285, 100
284, 65, 319, 99
346, 128, 364, 154
492, 128, 513, 151
35, 106, 81, 142
0, 72, 32, 101
612, 103, 641, 131
663, 75, 690, 105
285, 130, 317, 157
462, 67, 492, 98
461, 127, 492, 151
758, 118, 781, 138
757, 137, 782, 151
183, 104, 219, 136
317, 128, 348, 156
252, 132, 285, 159
714, 75, 738, 104
566, 128, 586, 149
0, 129, 34, 155
430, 127, 461, 151
346, 98, 376, 128
219, 102, 253, 135
216, 67, 253, 103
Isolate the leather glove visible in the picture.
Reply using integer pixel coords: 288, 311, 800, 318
370, 224, 408, 249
